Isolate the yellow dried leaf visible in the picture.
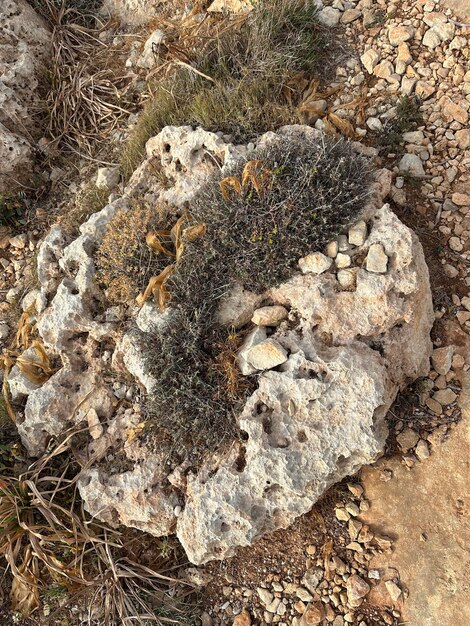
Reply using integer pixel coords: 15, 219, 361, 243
220, 176, 242, 200
2, 377, 17, 423
15, 361, 48, 385
15, 340, 53, 385
137, 264, 175, 310
322, 116, 339, 136
170, 213, 188, 244
170, 214, 187, 262
146, 231, 176, 258
332, 89, 369, 115
126, 421, 147, 445
136, 277, 157, 307
1, 352, 17, 422
242, 160, 272, 195
15, 307, 36, 351
183, 223, 206, 242
31, 340, 52, 370
283, 72, 309, 105
241, 160, 263, 188
327, 113, 357, 139
300, 78, 320, 104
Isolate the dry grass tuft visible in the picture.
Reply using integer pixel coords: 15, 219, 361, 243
33, 0, 135, 156
121, 0, 331, 178
0, 435, 193, 623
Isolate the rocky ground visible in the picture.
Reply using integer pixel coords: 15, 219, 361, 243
0, 0, 469, 625
195, 0, 470, 624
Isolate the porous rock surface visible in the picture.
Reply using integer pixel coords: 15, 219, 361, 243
0, 0, 50, 192
11, 125, 433, 565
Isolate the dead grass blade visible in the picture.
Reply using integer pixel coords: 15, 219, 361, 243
10, 546, 40, 615
327, 113, 357, 139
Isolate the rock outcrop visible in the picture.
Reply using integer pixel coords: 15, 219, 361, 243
10, 125, 434, 564
0, 0, 50, 192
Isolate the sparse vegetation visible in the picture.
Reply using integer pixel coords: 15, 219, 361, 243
59, 182, 110, 235
121, 0, 330, 178
0, 193, 26, 229
144, 134, 373, 460
379, 95, 424, 155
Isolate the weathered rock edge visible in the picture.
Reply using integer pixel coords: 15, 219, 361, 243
10, 125, 434, 564
0, 0, 51, 193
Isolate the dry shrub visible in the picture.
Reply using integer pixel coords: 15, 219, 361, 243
96, 204, 169, 305
144, 134, 373, 461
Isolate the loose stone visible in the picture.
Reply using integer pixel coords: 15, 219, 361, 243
431, 346, 453, 375
251, 305, 288, 327
398, 154, 426, 178
361, 49, 380, 74
299, 252, 333, 274
246, 339, 288, 371
415, 439, 430, 461
348, 221, 367, 246
366, 243, 388, 273
336, 253, 351, 269
346, 575, 370, 602
385, 580, 402, 602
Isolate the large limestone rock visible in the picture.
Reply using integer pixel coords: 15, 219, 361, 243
129, 125, 246, 206
179, 342, 393, 563
0, 0, 50, 192
176, 204, 434, 563
11, 126, 434, 564
78, 409, 180, 534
